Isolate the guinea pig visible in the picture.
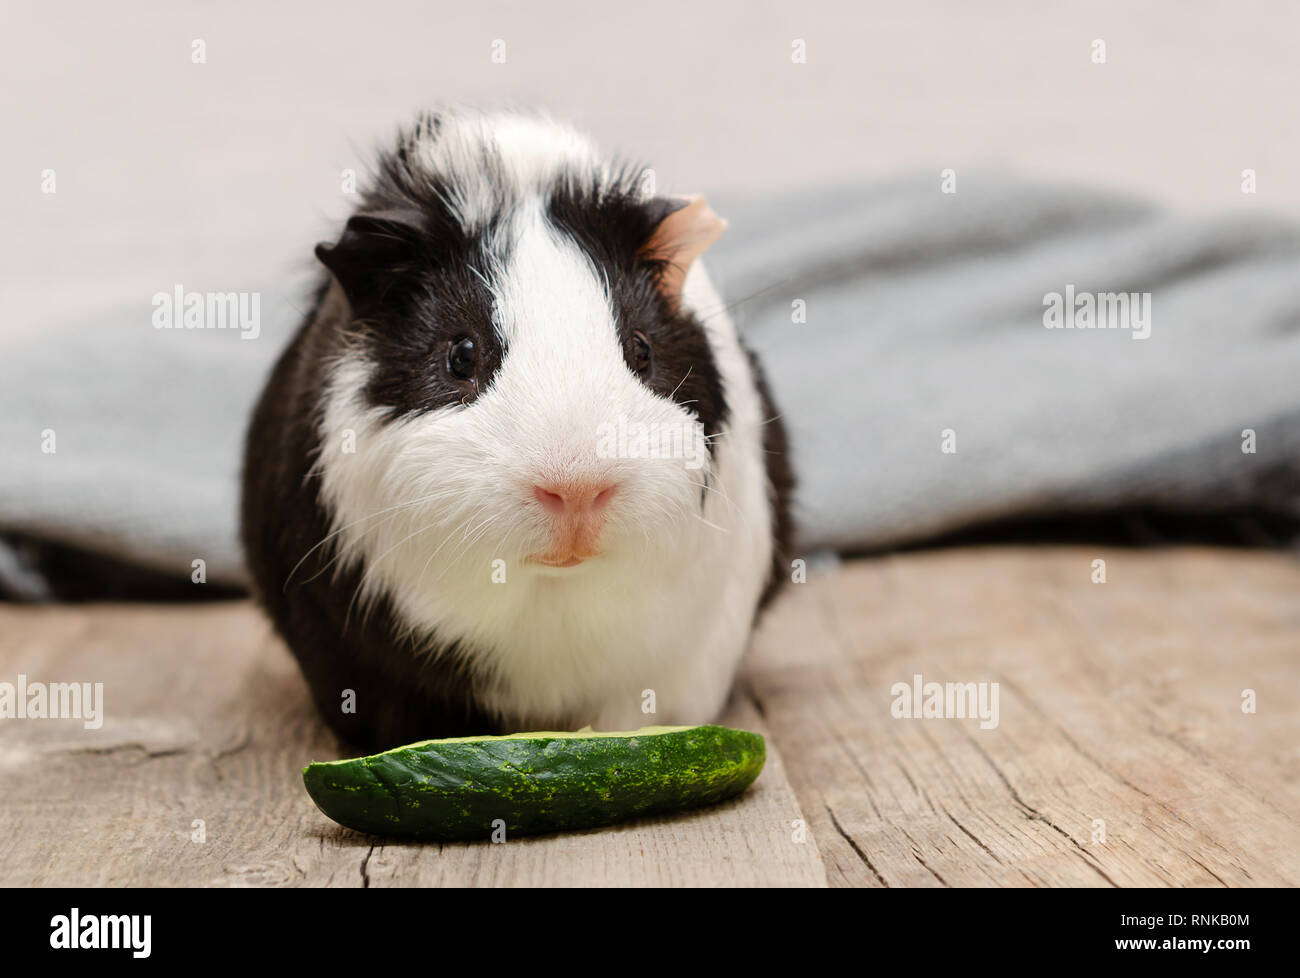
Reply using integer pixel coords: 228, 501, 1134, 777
241, 108, 792, 751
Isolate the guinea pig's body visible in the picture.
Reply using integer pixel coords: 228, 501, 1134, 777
242, 109, 791, 750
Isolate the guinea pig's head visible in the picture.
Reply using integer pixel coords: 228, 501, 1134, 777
312, 111, 731, 602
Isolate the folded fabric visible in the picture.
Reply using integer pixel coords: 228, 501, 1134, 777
709, 173, 1300, 552
3, 172, 1298, 593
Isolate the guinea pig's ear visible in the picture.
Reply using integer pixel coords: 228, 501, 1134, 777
315, 209, 424, 310
640, 195, 727, 303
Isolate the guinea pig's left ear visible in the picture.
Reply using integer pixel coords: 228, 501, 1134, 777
640, 195, 727, 302
315, 209, 424, 311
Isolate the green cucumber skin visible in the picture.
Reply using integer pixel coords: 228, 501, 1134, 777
303, 725, 765, 840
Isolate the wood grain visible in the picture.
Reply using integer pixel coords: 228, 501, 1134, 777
747, 545, 1300, 887
2, 545, 1297, 886
0, 603, 824, 887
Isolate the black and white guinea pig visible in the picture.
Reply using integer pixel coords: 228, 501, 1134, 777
242, 108, 793, 751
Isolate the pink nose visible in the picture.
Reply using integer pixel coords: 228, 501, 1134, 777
532, 481, 619, 517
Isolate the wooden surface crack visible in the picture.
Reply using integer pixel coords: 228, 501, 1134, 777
824, 803, 889, 887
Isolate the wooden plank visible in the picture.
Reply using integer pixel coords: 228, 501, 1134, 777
5, 544, 1296, 887
746, 545, 1300, 887
0, 601, 826, 887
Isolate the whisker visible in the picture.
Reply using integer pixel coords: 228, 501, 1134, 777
669, 366, 693, 400
285, 489, 450, 590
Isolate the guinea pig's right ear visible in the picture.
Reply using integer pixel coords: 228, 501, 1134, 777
640, 195, 727, 304
315, 209, 424, 311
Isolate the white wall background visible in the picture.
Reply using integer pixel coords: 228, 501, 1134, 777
3, 0, 1297, 338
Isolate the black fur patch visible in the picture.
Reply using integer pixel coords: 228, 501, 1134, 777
319, 122, 509, 417
548, 182, 729, 450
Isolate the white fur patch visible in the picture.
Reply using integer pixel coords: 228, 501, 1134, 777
416, 109, 606, 235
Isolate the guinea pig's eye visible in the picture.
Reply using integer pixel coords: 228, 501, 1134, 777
447, 335, 477, 382
631, 330, 652, 376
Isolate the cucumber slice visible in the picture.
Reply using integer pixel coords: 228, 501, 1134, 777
302, 724, 765, 840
